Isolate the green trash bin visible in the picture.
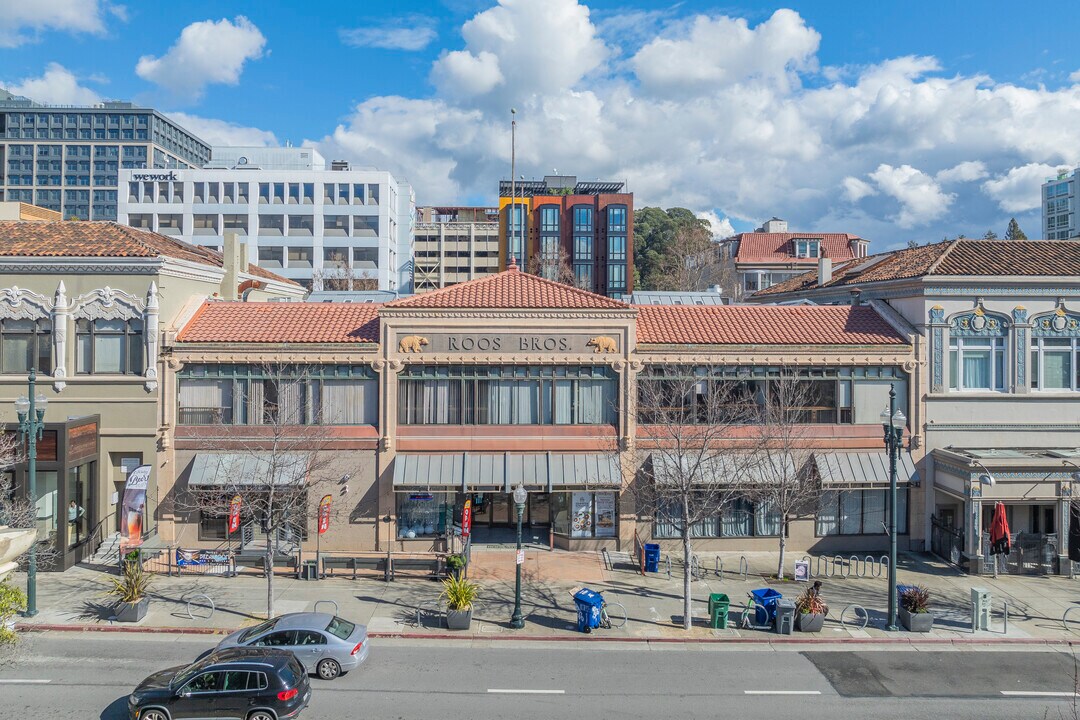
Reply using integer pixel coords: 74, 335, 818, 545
709, 593, 730, 629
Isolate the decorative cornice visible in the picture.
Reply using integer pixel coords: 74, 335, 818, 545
926, 423, 1080, 431
0, 286, 51, 320
0, 257, 163, 274
72, 286, 144, 321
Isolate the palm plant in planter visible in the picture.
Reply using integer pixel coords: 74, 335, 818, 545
794, 588, 828, 632
898, 585, 933, 632
107, 553, 152, 623
441, 574, 478, 630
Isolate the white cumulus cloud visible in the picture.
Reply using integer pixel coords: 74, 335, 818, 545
696, 210, 735, 240
936, 161, 988, 184
842, 176, 877, 202
0, 0, 116, 47
136, 16, 265, 101
340, 17, 437, 51
431, 50, 504, 96
868, 164, 955, 228
982, 163, 1059, 213
165, 112, 277, 147
3, 63, 102, 104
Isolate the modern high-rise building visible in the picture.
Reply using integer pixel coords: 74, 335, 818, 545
117, 148, 415, 291
0, 90, 210, 221
1042, 169, 1077, 240
498, 175, 633, 298
413, 206, 500, 292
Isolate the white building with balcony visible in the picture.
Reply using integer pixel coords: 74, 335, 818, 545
117, 147, 414, 291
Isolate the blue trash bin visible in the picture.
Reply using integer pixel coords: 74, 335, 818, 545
573, 588, 605, 633
749, 588, 783, 626
644, 543, 661, 573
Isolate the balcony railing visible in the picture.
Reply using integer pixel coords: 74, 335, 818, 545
179, 407, 233, 425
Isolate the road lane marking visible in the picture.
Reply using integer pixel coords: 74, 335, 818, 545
0, 679, 52, 684
487, 689, 566, 695
744, 690, 821, 695
1001, 691, 1080, 697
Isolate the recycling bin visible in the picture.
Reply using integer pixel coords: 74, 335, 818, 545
574, 588, 605, 633
709, 593, 730, 629
775, 598, 796, 635
644, 543, 661, 573
749, 588, 783, 626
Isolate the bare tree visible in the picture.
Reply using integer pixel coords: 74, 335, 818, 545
175, 363, 356, 618
530, 245, 592, 289
631, 366, 758, 630
746, 372, 819, 579
312, 266, 379, 291
0, 431, 60, 568
653, 223, 735, 293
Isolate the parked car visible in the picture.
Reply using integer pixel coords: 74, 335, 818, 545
215, 612, 368, 681
127, 646, 310, 720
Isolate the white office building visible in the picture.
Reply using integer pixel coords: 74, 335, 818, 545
1042, 169, 1078, 240
117, 147, 414, 291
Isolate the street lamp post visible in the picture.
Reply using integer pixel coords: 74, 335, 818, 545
880, 383, 905, 632
14, 368, 48, 617
509, 108, 517, 269
509, 483, 527, 629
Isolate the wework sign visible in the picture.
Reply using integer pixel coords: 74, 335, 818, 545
131, 171, 179, 182
398, 333, 620, 354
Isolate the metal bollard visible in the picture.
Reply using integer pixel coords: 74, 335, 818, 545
971, 600, 976, 633
1003, 600, 1008, 634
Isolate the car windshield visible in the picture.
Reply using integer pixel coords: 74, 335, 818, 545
325, 616, 356, 641
239, 618, 279, 643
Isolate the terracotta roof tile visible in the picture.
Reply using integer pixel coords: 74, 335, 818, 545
0, 221, 298, 286
387, 264, 630, 309
177, 302, 380, 343
636, 305, 907, 345
733, 232, 864, 264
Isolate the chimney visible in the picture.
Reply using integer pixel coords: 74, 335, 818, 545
756, 217, 788, 233
849, 288, 862, 306
222, 231, 241, 300
817, 253, 832, 286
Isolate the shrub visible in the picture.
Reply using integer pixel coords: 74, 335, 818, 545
108, 557, 152, 604
0, 580, 26, 646
441, 574, 478, 611
899, 585, 930, 614
445, 553, 466, 574
795, 589, 827, 615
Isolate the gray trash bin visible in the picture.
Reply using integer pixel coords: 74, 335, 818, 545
301, 559, 318, 581
775, 598, 796, 635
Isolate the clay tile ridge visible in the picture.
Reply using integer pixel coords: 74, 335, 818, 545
386, 264, 631, 309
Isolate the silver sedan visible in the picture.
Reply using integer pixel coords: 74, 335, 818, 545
216, 612, 369, 681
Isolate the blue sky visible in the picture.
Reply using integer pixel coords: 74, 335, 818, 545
3, 0, 1080, 248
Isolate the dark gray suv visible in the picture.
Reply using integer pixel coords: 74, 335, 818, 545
128, 647, 311, 720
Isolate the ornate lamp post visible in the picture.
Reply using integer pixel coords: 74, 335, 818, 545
15, 368, 48, 617
509, 483, 527, 629
880, 383, 905, 632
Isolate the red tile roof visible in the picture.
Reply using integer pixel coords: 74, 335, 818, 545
755, 239, 1080, 297
733, 232, 864, 264
177, 302, 380, 343
0, 221, 298, 286
636, 305, 907, 345
387, 264, 630, 309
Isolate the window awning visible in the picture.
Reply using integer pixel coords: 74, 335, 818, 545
650, 452, 796, 486
392, 452, 622, 492
188, 453, 308, 488
813, 452, 918, 488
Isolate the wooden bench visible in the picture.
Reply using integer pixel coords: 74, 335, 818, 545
389, 556, 444, 581
233, 554, 296, 576
321, 556, 390, 581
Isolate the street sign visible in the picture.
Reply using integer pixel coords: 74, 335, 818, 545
228, 495, 242, 534
318, 494, 332, 535
516, 549, 525, 565
462, 498, 473, 538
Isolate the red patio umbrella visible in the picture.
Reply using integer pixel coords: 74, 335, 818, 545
989, 501, 1011, 556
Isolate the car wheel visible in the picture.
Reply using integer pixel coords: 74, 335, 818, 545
317, 657, 342, 680
142, 709, 170, 720
248, 712, 275, 720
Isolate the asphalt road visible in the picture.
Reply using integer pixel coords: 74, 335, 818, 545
2, 634, 1080, 720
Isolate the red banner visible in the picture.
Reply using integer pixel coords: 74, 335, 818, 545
462, 498, 473, 538
318, 494, 332, 535
227, 495, 242, 534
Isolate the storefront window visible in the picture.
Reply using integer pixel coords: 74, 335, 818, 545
397, 493, 452, 539
35, 471, 58, 546
548, 492, 616, 538
654, 495, 776, 538
817, 489, 908, 535
66, 462, 92, 548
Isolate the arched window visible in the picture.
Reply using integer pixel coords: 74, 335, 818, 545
76, 318, 143, 375
1030, 307, 1080, 391
0, 318, 51, 374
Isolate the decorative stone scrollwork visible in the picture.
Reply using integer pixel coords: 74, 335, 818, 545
1032, 300, 1080, 336
52, 281, 70, 392
950, 300, 1008, 337
0, 286, 51, 321
144, 282, 159, 392
72, 286, 144, 321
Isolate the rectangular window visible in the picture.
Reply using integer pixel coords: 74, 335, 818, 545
573, 206, 593, 232
258, 246, 283, 268
323, 215, 350, 236
222, 214, 248, 233
192, 214, 218, 235
608, 234, 626, 261
75, 318, 143, 375
818, 488, 908, 535
288, 183, 300, 204
607, 205, 627, 232
574, 235, 593, 260
795, 239, 820, 258
949, 336, 1006, 391
353, 215, 379, 237
1, 319, 51, 374
287, 247, 312, 268
1031, 337, 1080, 391
258, 215, 285, 236
540, 206, 559, 232
607, 263, 627, 291
287, 215, 314, 236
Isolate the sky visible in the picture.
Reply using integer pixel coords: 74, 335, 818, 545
2, 0, 1080, 249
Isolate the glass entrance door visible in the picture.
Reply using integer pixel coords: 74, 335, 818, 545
490, 492, 511, 527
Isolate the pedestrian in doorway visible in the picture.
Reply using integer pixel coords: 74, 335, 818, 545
68, 500, 85, 542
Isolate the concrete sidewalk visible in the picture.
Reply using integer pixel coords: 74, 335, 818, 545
12, 550, 1080, 644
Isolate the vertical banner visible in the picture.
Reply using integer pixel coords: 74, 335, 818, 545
121, 465, 151, 548
318, 494, 332, 535
594, 492, 616, 538
461, 498, 473, 538
228, 494, 242, 534
571, 492, 593, 538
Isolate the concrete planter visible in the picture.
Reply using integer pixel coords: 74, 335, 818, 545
446, 607, 472, 631
114, 598, 149, 623
899, 607, 933, 632
796, 612, 826, 632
